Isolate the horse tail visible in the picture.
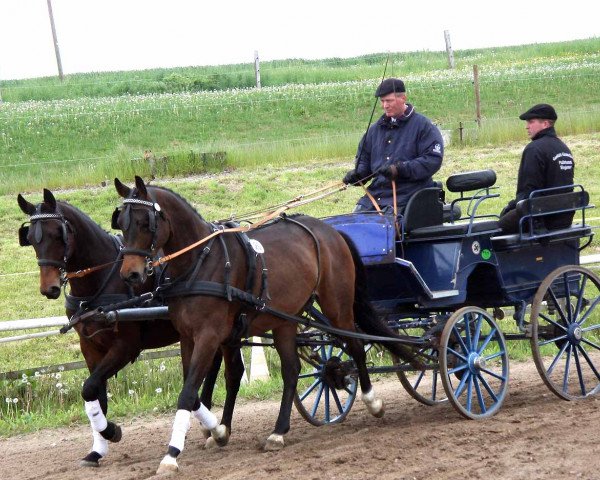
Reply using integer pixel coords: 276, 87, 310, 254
338, 231, 422, 368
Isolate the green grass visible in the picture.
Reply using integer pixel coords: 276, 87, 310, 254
0, 38, 599, 195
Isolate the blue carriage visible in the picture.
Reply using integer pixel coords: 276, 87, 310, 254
294, 170, 598, 423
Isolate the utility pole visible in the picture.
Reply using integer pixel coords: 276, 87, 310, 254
47, 0, 64, 81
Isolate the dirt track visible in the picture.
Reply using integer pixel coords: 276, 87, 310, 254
1, 361, 598, 480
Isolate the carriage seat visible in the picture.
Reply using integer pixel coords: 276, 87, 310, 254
446, 169, 497, 193
491, 189, 592, 250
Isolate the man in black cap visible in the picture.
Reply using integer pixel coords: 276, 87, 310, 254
342, 78, 444, 212
498, 103, 575, 233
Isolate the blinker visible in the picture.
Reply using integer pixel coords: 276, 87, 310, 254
18, 224, 31, 247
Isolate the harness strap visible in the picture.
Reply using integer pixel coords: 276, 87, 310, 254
360, 181, 383, 214
281, 215, 322, 294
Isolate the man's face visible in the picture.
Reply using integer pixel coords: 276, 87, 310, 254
380, 92, 407, 118
525, 118, 551, 138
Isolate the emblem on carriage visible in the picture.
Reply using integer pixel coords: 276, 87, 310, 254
471, 241, 480, 255
249, 239, 265, 254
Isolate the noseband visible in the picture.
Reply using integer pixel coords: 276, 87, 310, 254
19, 209, 73, 277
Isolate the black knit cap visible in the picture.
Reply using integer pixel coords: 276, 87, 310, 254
375, 78, 406, 97
519, 103, 558, 121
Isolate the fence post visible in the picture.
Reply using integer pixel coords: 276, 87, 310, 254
254, 50, 261, 89
249, 337, 269, 381
444, 30, 455, 69
473, 65, 481, 127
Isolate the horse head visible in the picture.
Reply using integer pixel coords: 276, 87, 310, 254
17, 189, 75, 299
114, 176, 170, 286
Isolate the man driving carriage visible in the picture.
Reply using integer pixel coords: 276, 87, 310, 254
342, 78, 444, 213
499, 103, 575, 233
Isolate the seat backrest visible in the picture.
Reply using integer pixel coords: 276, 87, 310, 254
516, 189, 589, 232
403, 187, 443, 232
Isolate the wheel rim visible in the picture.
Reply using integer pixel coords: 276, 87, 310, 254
440, 307, 509, 419
530, 266, 600, 400
294, 341, 357, 426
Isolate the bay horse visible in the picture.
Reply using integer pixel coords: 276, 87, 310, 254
17, 189, 223, 467
114, 176, 419, 475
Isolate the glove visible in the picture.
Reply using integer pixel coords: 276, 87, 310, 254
377, 164, 399, 180
343, 169, 361, 185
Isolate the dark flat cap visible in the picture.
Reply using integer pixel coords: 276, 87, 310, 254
519, 103, 557, 121
375, 78, 405, 97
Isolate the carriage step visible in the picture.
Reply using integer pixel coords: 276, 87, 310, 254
430, 290, 459, 299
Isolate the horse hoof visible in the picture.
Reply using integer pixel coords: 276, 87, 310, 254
199, 425, 211, 440
264, 434, 284, 451
156, 455, 178, 475
204, 436, 218, 450
109, 424, 122, 443
80, 451, 102, 467
210, 424, 229, 447
368, 398, 385, 418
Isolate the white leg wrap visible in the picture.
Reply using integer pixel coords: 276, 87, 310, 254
85, 400, 108, 433
91, 430, 108, 457
361, 388, 375, 404
168, 409, 191, 453
192, 403, 218, 430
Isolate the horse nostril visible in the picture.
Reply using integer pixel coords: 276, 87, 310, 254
126, 271, 142, 285
43, 286, 61, 299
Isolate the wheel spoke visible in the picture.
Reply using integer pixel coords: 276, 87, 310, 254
477, 371, 500, 402
324, 385, 330, 422
576, 345, 600, 381
548, 287, 571, 325
538, 313, 569, 334
562, 272, 574, 324
477, 327, 497, 355
579, 336, 600, 351
466, 375, 473, 412
538, 334, 568, 347
577, 296, 600, 327
480, 366, 507, 382
447, 345, 468, 363
474, 375, 488, 414
473, 314, 483, 348
452, 325, 470, 357
448, 363, 469, 376
545, 341, 569, 376
464, 314, 473, 349
562, 346, 573, 393
572, 347, 586, 396
572, 274, 588, 322
454, 371, 470, 398
310, 382, 325, 417
299, 378, 320, 401
330, 387, 345, 414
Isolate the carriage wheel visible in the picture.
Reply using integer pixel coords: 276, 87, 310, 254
391, 322, 447, 406
530, 265, 600, 400
439, 306, 509, 419
294, 335, 357, 426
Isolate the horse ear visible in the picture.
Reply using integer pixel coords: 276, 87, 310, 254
114, 178, 131, 198
43, 189, 57, 211
134, 175, 148, 197
17, 193, 36, 215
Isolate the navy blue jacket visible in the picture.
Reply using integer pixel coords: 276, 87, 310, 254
355, 104, 444, 210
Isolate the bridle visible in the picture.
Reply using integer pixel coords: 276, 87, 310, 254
19, 208, 73, 281
112, 196, 165, 276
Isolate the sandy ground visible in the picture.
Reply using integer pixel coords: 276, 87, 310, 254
1, 361, 598, 480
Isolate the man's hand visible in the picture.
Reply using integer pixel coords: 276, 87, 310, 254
343, 169, 361, 185
377, 164, 399, 180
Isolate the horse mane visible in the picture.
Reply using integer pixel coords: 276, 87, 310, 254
148, 185, 206, 222
57, 200, 114, 237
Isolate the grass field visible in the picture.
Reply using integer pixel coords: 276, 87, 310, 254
1, 38, 599, 435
